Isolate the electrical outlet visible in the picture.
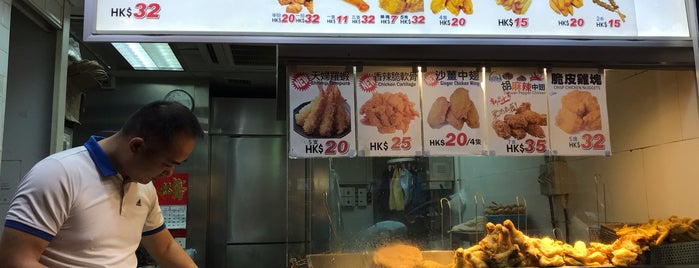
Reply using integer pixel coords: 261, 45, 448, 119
174, 237, 186, 248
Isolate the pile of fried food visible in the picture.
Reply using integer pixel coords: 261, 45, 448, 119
483, 202, 526, 215
374, 219, 646, 268
427, 88, 480, 130
279, 0, 313, 13
379, 0, 424, 15
555, 90, 602, 134
494, 0, 532, 15
492, 102, 547, 140
294, 82, 350, 138
360, 92, 420, 134
430, 0, 473, 16
614, 216, 699, 246
549, 0, 583, 16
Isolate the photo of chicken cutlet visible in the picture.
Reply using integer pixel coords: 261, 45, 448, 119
555, 90, 602, 134
294, 82, 351, 138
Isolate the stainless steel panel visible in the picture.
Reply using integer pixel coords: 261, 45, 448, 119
227, 244, 303, 268
210, 98, 285, 135
226, 136, 289, 242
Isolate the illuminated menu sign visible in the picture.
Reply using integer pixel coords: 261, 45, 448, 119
86, 0, 690, 41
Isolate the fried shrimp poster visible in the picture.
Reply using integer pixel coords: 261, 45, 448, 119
356, 66, 422, 157
547, 68, 611, 156
421, 67, 485, 156
485, 67, 549, 156
288, 66, 357, 158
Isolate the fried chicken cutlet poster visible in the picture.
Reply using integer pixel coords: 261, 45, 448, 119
485, 67, 549, 156
288, 66, 357, 158
547, 68, 611, 156
421, 67, 486, 156
356, 66, 422, 157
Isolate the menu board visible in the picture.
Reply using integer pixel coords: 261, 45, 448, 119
421, 67, 485, 156
88, 0, 689, 40
485, 67, 548, 156
356, 66, 422, 157
547, 68, 611, 156
288, 66, 357, 158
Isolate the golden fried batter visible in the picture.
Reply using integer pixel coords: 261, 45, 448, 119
504, 114, 527, 129
294, 82, 349, 138
373, 244, 424, 268
492, 120, 511, 139
556, 90, 602, 133
344, 0, 370, 12
446, 107, 464, 130
427, 96, 450, 129
555, 106, 584, 134
511, 128, 527, 140
379, 0, 408, 14
359, 92, 419, 134
430, 0, 446, 13
525, 124, 546, 138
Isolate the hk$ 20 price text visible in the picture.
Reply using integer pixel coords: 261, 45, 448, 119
110, 3, 161, 19
305, 140, 350, 156
429, 133, 480, 147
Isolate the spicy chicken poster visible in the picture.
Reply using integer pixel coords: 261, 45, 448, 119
356, 66, 422, 157
547, 68, 611, 156
485, 67, 549, 156
288, 66, 357, 158
421, 67, 485, 156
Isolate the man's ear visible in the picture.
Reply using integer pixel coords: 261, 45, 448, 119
128, 137, 146, 153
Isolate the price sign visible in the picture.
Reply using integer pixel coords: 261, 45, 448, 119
107, 2, 161, 19
356, 66, 422, 157
288, 66, 357, 158
485, 67, 549, 156
422, 67, 485, 156
547, 68, 611, 156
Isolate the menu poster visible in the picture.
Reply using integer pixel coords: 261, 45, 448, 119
485, 67, 548, 156
288, 66, 357, 158
421, 67, 485, 156
356, 66, 422, 157
548, 68, 611, 156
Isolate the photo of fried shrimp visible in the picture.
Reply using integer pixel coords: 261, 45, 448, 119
492, 102, 548, 140
359, 92, 420, 134
555, 90, 602, 134
294, 82, 350, 138
344, 0, 370, 12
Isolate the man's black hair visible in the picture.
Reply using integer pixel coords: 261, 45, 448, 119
121, 101, 204, 151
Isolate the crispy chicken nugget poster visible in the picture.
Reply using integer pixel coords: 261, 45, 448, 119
422, 67, 485, 156
356, 66, 422, 157
289, 66, 357, 158
548, 68, 611, 156
485, 67, 549, 156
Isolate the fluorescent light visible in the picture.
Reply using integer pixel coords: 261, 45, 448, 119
111, 43, 183, 71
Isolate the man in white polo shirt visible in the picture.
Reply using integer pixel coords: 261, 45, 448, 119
0, 101, 203, 268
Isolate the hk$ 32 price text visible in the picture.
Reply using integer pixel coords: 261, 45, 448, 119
109, 3, 161, 19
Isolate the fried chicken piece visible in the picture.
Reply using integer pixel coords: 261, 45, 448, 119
585, 251, 610, 266
286, 3, 303, 13
279, 0, 292, 5
504, 114, 527, 129
563, 241, 587, 265
515, 102, 531, 113
520, 110, 547, 126
611, 247, 638, 266
555, 107, 584, 134
462, 0, 473, 14
446, 107, 464, 130
359, 92, 419, 134
305, 0, 314, 13
539, 254, 565, 267
427, 96, 450, 129
583, 109, 602, 130
464, 99, 480, 128
405, 0, 424, 12
561, 90, 592, 116
466, 250, 488, 268
430, 0, 446, 13
344, 0, 370, 12
450, 87, 473, 119
511, 128, 527, 140
525, 124, 546, 138
379, 0, 408, 14
445, 0, 461, 15
492, 120, 511, 139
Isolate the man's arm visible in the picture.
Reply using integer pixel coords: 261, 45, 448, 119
0, 227, 49, 268
141, 228, 197, 268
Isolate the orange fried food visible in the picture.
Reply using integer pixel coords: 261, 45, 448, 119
427, 96, 450, 129
430, 0, 446, 13
556, 90, 602, 133
344, 0, 370, 12
359, 92, 419, 134
379, 0, 423, 14
406, 0, 424, 12
373, 244, 424, 268
446, 107, 464, 130
526, 124, 546, 138
504, 114, 527, 129
294, 82, 349, 137
492, 120, 511, 139
511, 128, 527, 140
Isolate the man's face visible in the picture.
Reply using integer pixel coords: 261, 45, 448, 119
126, 133, 196, 184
